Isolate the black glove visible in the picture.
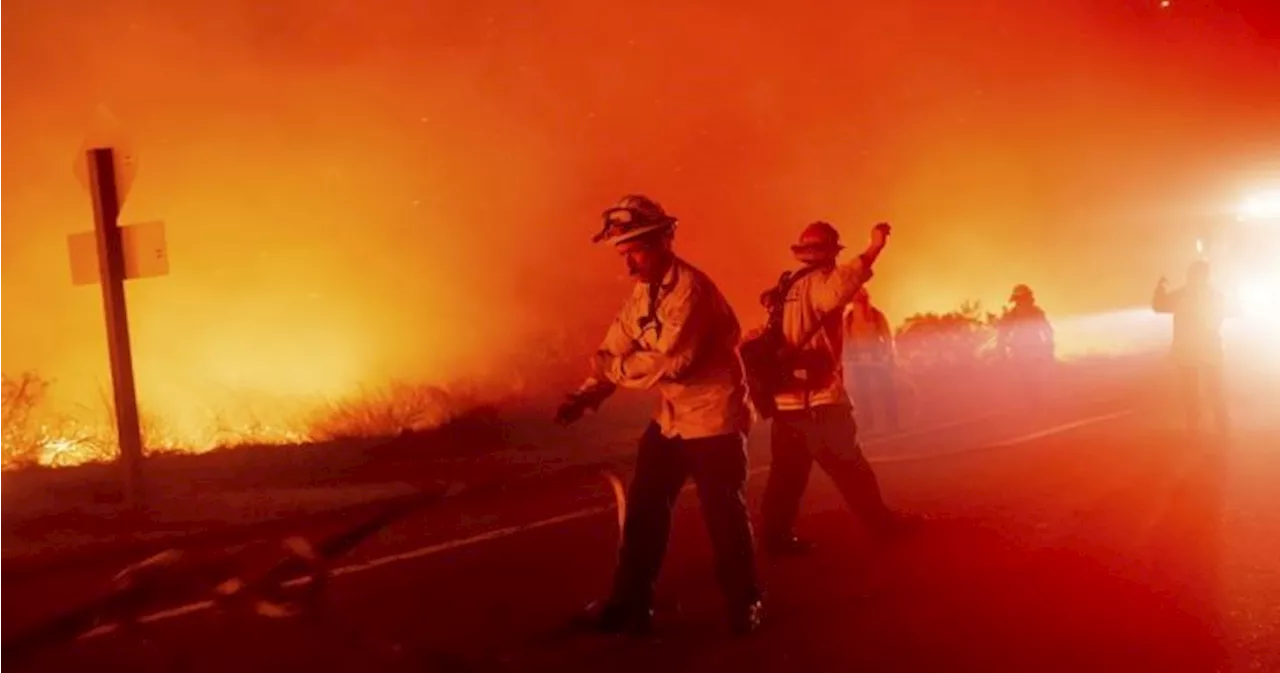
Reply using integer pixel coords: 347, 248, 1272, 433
554, 394, 590, 426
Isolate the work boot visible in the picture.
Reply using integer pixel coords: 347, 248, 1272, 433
728, 599, 766, 636
588, 599, 654, 637
764, 535, 815, 557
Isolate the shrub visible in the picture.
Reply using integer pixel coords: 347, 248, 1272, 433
2, 372, 49, 469
894, 300, 1001, 376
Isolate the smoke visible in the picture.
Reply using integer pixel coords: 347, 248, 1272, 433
3, 0, 1278, 436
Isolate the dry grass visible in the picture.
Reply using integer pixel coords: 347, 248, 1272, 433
0, 371, 517, 470
305, 380, 497, 442
3, 372, 52, 469
2, 373, 118, 469
1, 299, 1029, 470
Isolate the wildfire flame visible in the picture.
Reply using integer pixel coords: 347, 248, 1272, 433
1, 370, 501, 469
2, 412, 308, 470
4, 1, 1273, 471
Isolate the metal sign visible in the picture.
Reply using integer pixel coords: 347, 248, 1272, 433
74, 144, 138, 206
72, 107, 138, 204
68, 220, 169, 286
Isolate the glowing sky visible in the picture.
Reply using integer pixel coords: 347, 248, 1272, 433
3, 0, 1278, 426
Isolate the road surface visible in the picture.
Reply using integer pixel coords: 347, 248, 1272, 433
4, 365, 1279, 673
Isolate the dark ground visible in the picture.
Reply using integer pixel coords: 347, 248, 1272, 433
3, 354, 1278, 672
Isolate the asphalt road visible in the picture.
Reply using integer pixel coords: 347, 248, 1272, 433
5, 367, 1279, 673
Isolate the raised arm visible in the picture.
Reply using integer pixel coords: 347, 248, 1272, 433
1152, 277, 1175, 314
808, 223, 891, 314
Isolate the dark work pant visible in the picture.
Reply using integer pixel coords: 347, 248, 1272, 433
608, 424, 761, 613
761, 405, 893, 543
1179, 364, 1228, 433
849, 363, 899, 430
1012, 355, 1055, 407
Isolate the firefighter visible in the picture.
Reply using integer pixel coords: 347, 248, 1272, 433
996, 284, 1055, 404
554, 194, 764, 636
844, 287, 899, 432
1152, 261, 1230, 435
758, 221, 917, 557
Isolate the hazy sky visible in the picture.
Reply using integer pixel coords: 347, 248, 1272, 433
3, 0, 1278, 430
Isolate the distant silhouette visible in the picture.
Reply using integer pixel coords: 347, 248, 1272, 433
1152, 261, 1230, 435
844, 287, 899, 432
996, 284, 1055, 406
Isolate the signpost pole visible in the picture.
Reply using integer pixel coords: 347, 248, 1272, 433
86, 147, 145, 507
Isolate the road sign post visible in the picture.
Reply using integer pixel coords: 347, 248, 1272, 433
85, 147, 146, 507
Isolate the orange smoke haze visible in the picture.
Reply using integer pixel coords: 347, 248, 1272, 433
3, 0, 1278, 452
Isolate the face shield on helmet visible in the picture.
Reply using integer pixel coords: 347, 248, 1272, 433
593, 194, 678, 246
593, 194, 678, 282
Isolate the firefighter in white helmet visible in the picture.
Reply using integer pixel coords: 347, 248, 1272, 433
555, 194, 764, 636
757, 220, 918, 556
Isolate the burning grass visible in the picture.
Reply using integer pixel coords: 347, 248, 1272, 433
0, 372, 511, 471
2, 299, 1132, 471
2, 373, 111, 469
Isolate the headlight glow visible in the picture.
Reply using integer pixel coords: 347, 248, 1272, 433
1237, 189, 1280, 223
1235, 278, 1277, 316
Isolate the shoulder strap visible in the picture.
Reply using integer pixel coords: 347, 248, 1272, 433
763, 266, 819, 322
796, 308, 839, 350
758, 264, 841, 352
779, 265, 838, 349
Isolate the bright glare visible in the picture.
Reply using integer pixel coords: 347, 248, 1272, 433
1235, 278, 1277, 316
1237, 189, 1280, 222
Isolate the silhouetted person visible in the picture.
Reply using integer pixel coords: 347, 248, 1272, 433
555, 194, 764, 636
844, 287, 899, 432
1152, 261, 1230, 435
997, 284, 1055, 405
758, 221, 917, 557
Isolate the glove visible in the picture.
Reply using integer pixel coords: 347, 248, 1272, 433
554, 394, 590, 426
553, 382, 616, 426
